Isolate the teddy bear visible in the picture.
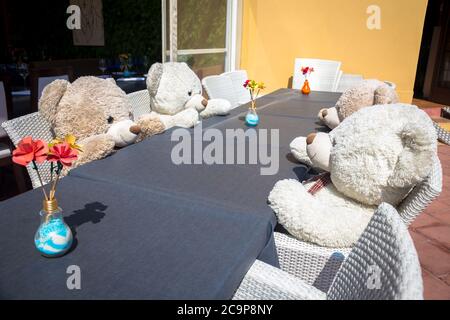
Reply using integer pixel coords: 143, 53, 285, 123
290, 79, 399, 167
268, 103, 437, 247
136, 62, 232, 140
38, 76, 166, 168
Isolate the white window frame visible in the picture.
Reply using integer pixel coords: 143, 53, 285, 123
161, 0, 242, 73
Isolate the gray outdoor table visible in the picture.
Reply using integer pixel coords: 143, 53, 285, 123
70, 89, 339, 215
0, 176, 277, 299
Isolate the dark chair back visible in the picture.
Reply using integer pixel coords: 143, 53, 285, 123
29, 66, 74, 112
0, 74, 13, 121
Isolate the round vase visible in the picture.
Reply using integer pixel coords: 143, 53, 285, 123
245, 108, 259, 126
301, 79, 311, 95
34, 199, 73, 258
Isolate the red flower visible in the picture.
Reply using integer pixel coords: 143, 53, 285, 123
12, 136, 48, 166
47, 142, 78, 167
243, 79, 250, 88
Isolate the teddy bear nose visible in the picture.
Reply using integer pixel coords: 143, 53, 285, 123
306, 133, 317, 145
322, 109, 328, 117
202, 99, 208, 107
129, 125, 141, 135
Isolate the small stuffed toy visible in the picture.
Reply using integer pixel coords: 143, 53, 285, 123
269, 104, 437, 247
39, 76, 165, 168
137, 62, 232, 140
290, 79, 399, 166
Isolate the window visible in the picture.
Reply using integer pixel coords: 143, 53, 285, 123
162, 0, 240, 78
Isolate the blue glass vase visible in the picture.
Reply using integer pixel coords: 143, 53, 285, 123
34, 199, 73, 258
245, 104, 259, 127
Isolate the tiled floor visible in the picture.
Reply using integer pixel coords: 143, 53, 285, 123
410, 145, 450, 300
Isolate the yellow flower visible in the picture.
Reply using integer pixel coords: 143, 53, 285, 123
49, 134, 82, 152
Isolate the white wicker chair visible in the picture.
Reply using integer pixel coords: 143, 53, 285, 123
2, 112, 54, 188
234, 203, 423, 300
202, 75, 239, 108
336, 73, 364, 92
292, 58, 342, 92
127, 89, 151, 119
222, 70, 251, 105
434, 121, 450, 145
274, 156, 442, 292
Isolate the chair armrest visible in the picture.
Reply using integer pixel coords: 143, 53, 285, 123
274, 232, 351, 292
233, 260, 326, 300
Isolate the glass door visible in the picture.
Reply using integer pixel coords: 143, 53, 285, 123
162, 0, 237, 78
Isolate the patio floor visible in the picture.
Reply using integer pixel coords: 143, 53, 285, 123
410, 144, 450, 300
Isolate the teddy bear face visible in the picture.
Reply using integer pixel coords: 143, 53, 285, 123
147, 62, 203, 115
52, 77, 133, 141
308, 104, 437, 207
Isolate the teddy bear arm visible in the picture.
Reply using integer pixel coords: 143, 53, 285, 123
135, 114, 166, 142
289, 136, 314, 166
268, 179, 373, 247
74, 134, 116, 168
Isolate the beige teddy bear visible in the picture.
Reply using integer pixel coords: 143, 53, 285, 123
39, 76, 165, 168
291, 79, 398, 167
318, 79, 398, 129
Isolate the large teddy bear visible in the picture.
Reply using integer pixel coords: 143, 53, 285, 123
269, 104, 437, 247
137, 62, 232, 139
290, 79, 399, 167
39, 76, 165, 168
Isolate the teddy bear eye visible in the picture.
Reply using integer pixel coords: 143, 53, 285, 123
107, 116, 114, 124
188, 90, 192, 96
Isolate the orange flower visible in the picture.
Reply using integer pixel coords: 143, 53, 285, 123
47, 142, 78, 167
12, 136, 48, 166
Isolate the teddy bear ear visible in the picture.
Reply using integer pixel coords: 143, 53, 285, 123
374, 85, 399, 104
38, 79, 69, 127
147, 62, 163, 97
387, 120, 437, 189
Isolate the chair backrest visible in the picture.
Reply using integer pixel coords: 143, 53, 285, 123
336, 73, 364, 92
1, 112, 54, 188
0, 81, 8, 125
327, 203, 423, 300
202, 75, 239, 108
30, 67, 74, 113
127, 89, 151, 119
293, 58, 341, 92
384, 81, 396, 90
334, 70, 343, 92
222, 70, 251, 105
0, 75, 13, 122
397, 155, 442, 225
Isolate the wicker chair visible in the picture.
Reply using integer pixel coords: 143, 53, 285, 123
1, 112, 54, 188
292, 58, 342, 92
234, 203, 423, 300
202, 75, 239, 108
434, 121, 450, 145
127, 89, 151, 120
273, 156, 442, 292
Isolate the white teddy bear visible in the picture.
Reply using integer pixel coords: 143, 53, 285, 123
138, 62, 232, 138
269, 104, 437, 247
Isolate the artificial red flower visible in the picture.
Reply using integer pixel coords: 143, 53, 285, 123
47, 142, 78, 167
243, 79, 251, 88
12, 136, 48, 166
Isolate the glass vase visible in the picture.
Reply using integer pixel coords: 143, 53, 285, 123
245, 101, 259, 126
34, 199, 73, 258
301, 79, 311, 95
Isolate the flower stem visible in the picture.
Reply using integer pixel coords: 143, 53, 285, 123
32, 161, 48, 200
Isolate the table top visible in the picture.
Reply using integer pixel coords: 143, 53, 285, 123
0, 89, 341, 299
71, 89, 339, 214
0, 176, 275, 299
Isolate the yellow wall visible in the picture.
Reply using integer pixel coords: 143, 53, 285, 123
240, 0, 428, 102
